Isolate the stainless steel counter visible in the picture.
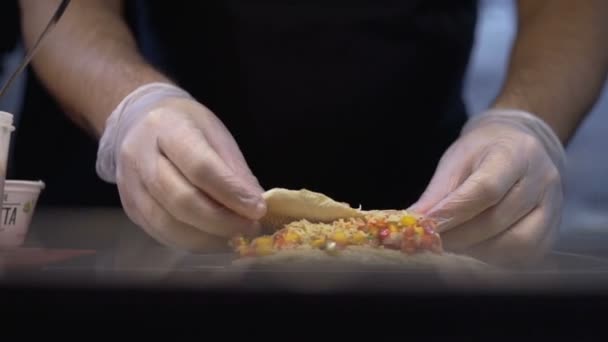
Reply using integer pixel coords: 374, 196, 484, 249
2, 206, 608, 336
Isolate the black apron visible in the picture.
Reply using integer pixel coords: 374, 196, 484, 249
15, 0, 477, 209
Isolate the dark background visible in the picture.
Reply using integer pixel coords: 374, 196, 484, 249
0, 0, 606, 237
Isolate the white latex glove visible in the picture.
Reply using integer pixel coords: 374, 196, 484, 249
97, 83, 266, 252
409, 109, 567, 266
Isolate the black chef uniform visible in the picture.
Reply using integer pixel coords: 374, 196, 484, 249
15, 0, 478, 210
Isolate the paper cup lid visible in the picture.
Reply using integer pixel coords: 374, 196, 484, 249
0, 111, 14, 129
4, 180, 45, 192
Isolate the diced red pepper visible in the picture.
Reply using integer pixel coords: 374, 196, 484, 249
379, 228, 390, 240
403, 227, 415, 237
274, 234, 286, 249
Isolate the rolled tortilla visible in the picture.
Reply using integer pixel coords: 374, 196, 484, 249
250, 188, 496, 273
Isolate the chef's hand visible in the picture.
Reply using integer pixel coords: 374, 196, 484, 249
96, 83, 266, 252
409, 109, 567, 266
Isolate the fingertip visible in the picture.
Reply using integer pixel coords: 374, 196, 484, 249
235, 194, 267, 221
252, 199, 267, 220
217, 174, 266, 220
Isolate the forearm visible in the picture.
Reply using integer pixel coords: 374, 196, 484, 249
19, 0, 172, 137
492, 0, 608, 144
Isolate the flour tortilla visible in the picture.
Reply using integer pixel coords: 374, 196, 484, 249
229, 247, 503, 290
260, 188, 365, 232
232, 246, 493, 272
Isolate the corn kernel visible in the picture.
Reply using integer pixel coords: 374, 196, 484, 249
401, 215, 417, 227
285, 231, 301, 244
332, 231, 349, 244
414, 226, 424, 236
353, 231, 368, 244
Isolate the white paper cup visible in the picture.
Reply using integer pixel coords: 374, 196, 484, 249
0, 180, 45, 248
0, 112, 15, 209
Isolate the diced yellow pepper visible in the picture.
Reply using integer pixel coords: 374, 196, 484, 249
252, 237, 274, 256
311, 237, 326, 248
352, 231, 368, 245
400, 215, 417, 227
332, 231, 349, 244
254, 236, 273, 247
253, 236, 274, 255
414, 226, 424, 236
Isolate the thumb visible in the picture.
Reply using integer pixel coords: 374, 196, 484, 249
408, 147, 470, 215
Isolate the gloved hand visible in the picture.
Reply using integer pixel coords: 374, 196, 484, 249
96, 83, 266, 252
409, 109, 567, 266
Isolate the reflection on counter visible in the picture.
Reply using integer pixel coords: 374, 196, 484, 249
0, 207, 607, 295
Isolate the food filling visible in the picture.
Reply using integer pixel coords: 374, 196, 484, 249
230, 212, 443, 258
